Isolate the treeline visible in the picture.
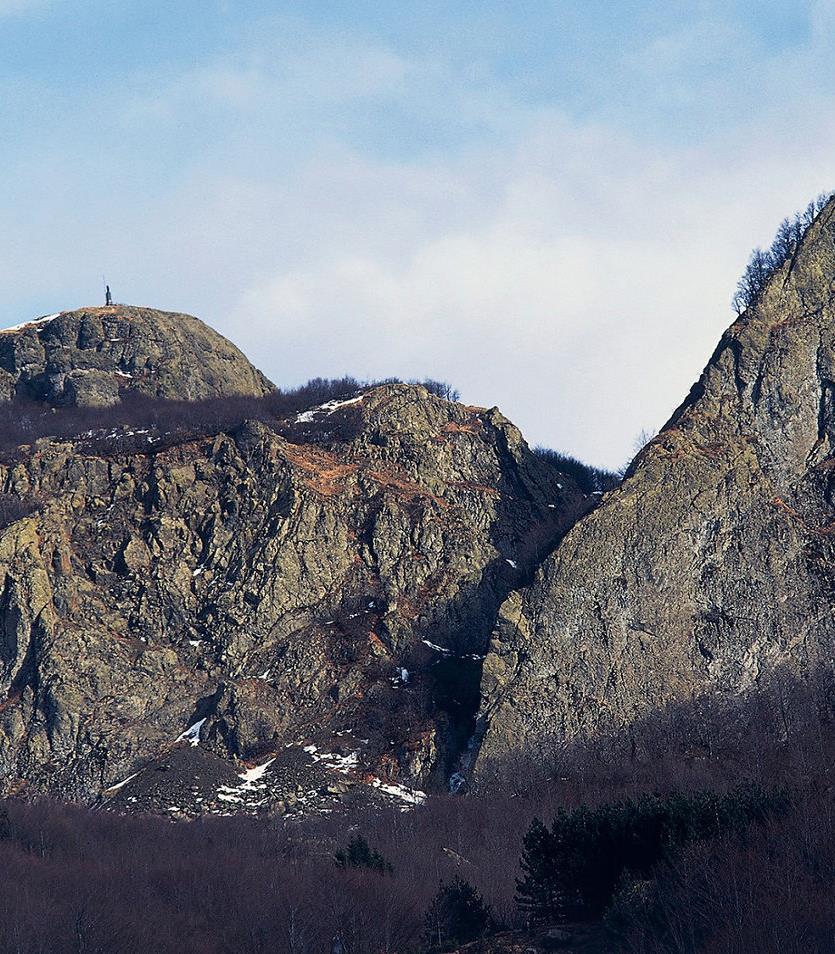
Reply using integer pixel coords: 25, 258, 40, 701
517, 786, 787, 924
732, 191, 832, 314
0, 377, 360, 456
533, 446, 621, 494
0, 376, 460, 458
0, 668, 834, 951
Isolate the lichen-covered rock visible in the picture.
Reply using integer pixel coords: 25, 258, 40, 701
0, 376, 585, 802
0, 305, 273, 405
477, 199, 835, 763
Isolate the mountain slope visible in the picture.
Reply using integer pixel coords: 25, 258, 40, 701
0, 305, 273, 405
0, 345, 588, 810
477, 199, 835, 764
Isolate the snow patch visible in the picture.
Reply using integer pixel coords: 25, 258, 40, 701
370, 778, 427, 809
0, 312, 61, 334
304, 745, 358, 774
104, 772, 139, 794
422, 639, 451, 655
176, 718, 206, 746
238, 758, 275, 785
295, 395, 364, 423
217, 792, 243, 803
215, 758, 276, 808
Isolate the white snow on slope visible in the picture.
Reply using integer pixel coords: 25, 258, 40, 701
295, 395, 364, 423
216, 757, 276, 807
238, 758, 276, 785
0, 312, 62, 334
370, 778, 427, 808
175, 718, 206, 746
303, 744, 358, 774
422, 639, 451, 655
103, 772, 139, 794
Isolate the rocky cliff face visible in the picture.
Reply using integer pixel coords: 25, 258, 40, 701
10, 202, 835, 813
477, 199, 835, 764
0, 305, 273, 406
0, 326, 587, 811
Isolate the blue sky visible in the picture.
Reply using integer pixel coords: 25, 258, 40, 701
1, 1, 834, 466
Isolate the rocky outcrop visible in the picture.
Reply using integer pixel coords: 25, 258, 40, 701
477, 199, 835, 763
15, 201, 835, 810
0, 364, 586, 804
0, 305, 273, 405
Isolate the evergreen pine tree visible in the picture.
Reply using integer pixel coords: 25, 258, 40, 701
516, 817, 566, 924
334, 835, 392, 873
422, 878, 493, 951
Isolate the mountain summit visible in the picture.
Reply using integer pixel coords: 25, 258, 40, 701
0, 351, 587, 811
0, 305, 273, 406
477, 197, 835, 765
6, 196, 835, 820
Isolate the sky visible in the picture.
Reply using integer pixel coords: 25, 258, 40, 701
1, 1, 835, 467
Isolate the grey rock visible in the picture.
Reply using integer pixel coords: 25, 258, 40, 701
0, 329, 585, 803
477, 198, 835, 763
0, 305, 273, 405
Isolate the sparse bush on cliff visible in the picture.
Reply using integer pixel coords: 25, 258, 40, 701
414, 379, 461, 402
732, 192, 832, 314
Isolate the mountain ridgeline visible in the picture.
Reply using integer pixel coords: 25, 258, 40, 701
478, 195, 835, 766
3, 193, 835, 817
0, 306, 591, 812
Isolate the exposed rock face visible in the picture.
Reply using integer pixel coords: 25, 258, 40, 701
477, 200, 835, 762
14, 201, 835, 810
0, 362, 585, 804
0, 305, 273, 405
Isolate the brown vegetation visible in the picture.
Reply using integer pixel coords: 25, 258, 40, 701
0, 669, 831, 952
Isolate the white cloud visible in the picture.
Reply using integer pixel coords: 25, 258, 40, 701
125, 33, 409, 125
204, 104, 835, 468
4, 10, 835, 469
0, 0, 54, 15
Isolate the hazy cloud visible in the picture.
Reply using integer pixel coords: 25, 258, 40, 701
2, 4, 835, 467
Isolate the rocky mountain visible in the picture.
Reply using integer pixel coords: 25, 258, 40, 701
477, 198, 835, 765
0, 312, 589, 814
7, 195, 835, 820
0, 305, 273, 406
